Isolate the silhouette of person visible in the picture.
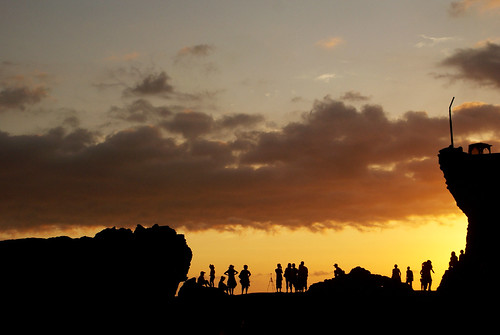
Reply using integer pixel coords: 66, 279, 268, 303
334, 263, 345, 278
297, 261, 309, 292
406, 266, 414, 288
459, 249, 465, 262
209, 264, 215, 287
218, 276, 228, 294
449, 251, 458, 269
239, 265, 251, 294
197, 271, 209, 287
275, 263, 283, 293
392, 264, 401, 283
420, 260, 434, 291
224, 265, 238, 295
284, 263, 293, 293
290, 263, 298, 292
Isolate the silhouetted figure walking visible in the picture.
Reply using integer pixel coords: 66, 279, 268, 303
406, 266, 414, 288
209, 264, 215, 287
239, 265, 251, 294
275, 263, 283, 293
297, 261, 308, 292
449, 251, 459, 269
197, 271, 209, 287
218, 276, 228, 294
392, 264, 401, 283
420, 260, 434, 291
334, 263, 345, 278
284, 263, 293, 292
224, 265, 238, 295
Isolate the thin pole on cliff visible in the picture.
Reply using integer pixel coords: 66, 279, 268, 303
449, 96, 455, 148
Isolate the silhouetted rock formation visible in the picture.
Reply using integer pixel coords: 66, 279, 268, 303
307, 266, 413, 297
177, 277, 226, 300
0, 224, 192, 301
438, 144, 500, 294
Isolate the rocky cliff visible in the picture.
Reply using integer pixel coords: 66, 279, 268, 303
0, 224, 192, 301
437, 145, 499, 294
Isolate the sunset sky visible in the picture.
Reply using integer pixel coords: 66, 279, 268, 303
2, 0, 500, 292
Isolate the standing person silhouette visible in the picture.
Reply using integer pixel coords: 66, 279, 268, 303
224, 265, 238, 295
239, 265, 251, 294
297, 261, 309, 292
406, 266, 414, 288
420, 260, 434, 291
209, 264, 216, 287
392, 264, 401, 283
459, 250, 465, 262
275, 263, 283, 293
284, 263, 293, 293
449, 251, 459, 269
290, 263, 298, 292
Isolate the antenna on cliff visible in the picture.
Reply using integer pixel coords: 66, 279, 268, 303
449, 96, 455, 147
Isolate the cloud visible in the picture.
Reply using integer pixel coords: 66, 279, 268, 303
316, 37, 344, 49
161, 110, 215, 139
4, 96, 500, 236
415, 34, 457, 48
123, 71, 174, 97
0, 85, 48, 112
175, 44, 214, 60
173, 44, 217, 73
315, 73, 336, 83
439, 42, 500, 88
449, 0, 500, 16
339, 91, 371, 102
109, 99, 172, 123
0, 63, 51, 112
160, 110, 264, 139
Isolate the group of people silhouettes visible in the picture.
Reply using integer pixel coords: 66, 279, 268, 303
196, 253, 463, 295
197, 264, 252, 295
275, 261, 309, 293
391, 260, 434, 291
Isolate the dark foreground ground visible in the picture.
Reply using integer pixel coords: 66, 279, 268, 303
167, 290, 493, 334
4, 289, 493, 334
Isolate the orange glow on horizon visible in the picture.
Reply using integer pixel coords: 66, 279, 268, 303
180, 214, 468, 294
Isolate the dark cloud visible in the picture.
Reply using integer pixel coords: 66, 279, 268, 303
449, 0, 469, 16
160, 110, 264, 140
218, 113, 264, 129
161, 110, 215, 139
449, 0, 500, 17
339, 91, 371, 102
440, 42, 500, 88
123, 71, 174, 97
2, 97, 499, 235
0, 85, 48, 111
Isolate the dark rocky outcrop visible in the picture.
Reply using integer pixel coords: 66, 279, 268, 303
0, 224, 192, 301
307, 266, 413, 297
438, 145, 499, 294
